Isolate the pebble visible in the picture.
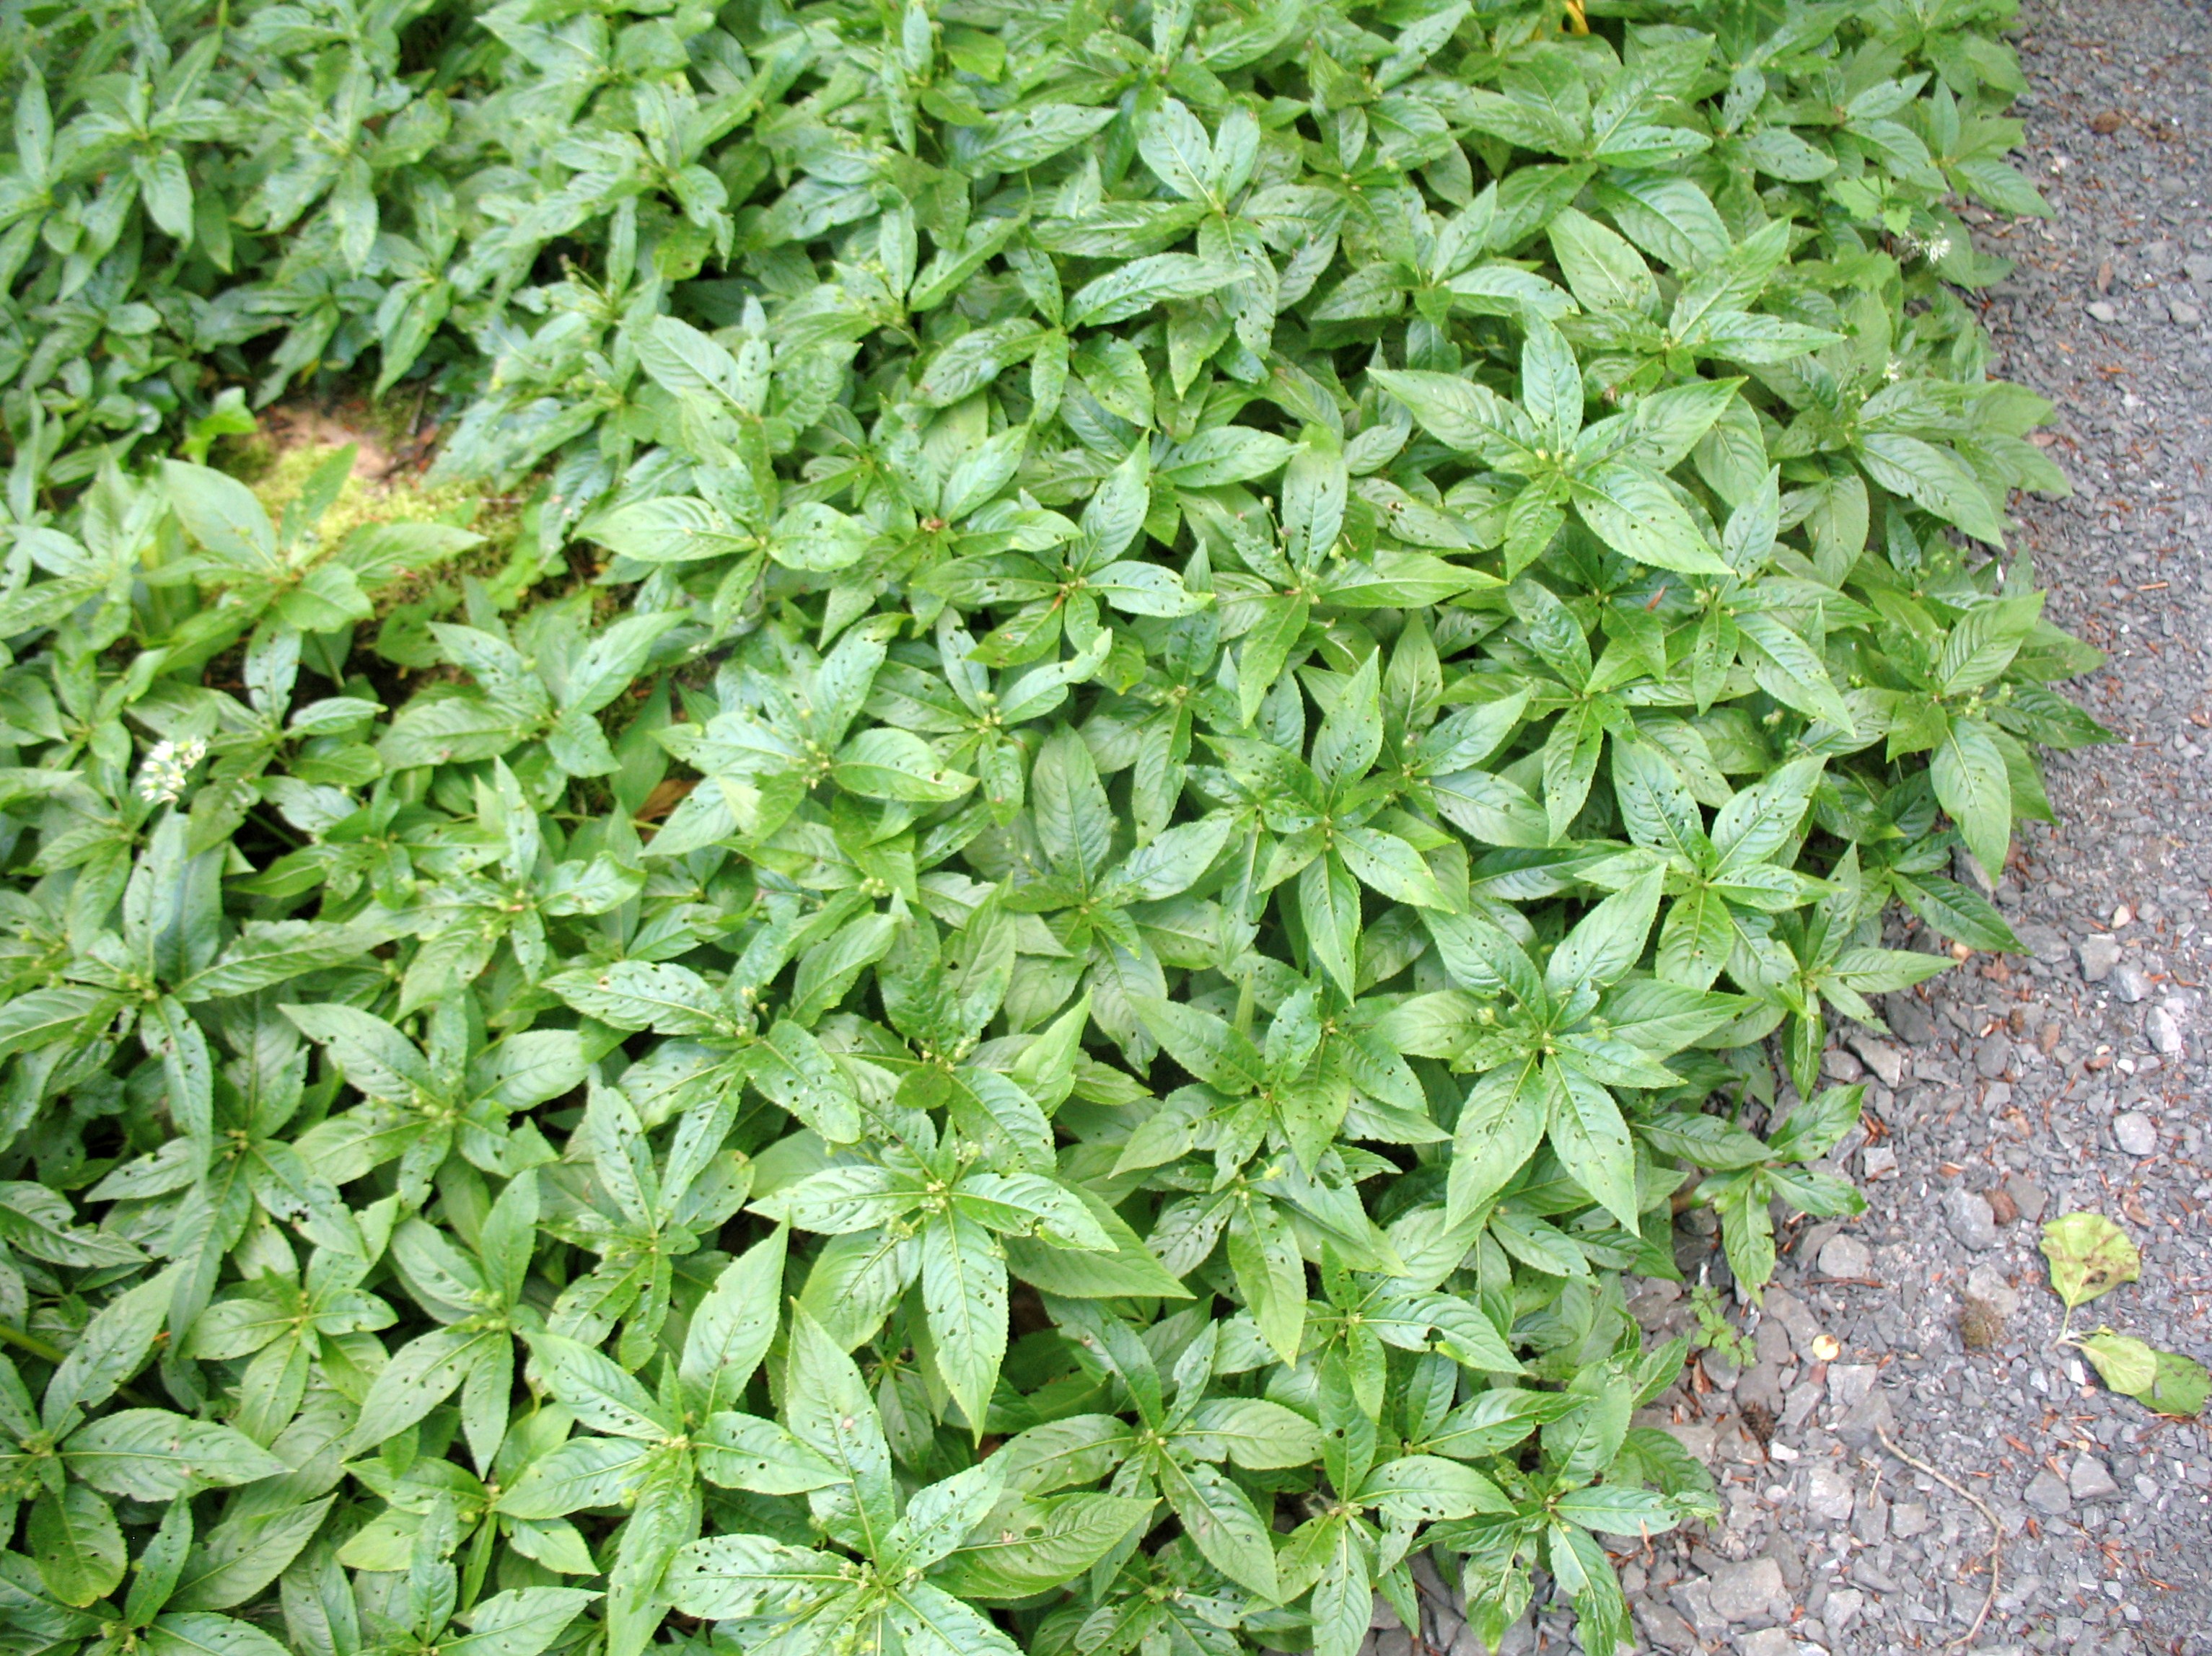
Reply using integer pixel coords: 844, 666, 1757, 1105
2174, 301, 2205, 325
2086, 300, 2119, 322
2071, 1455, 2122, 1501
2112, 1111, 2157, 1156
1704, 1558, 1786, 1623
1944, 1186, 1999, 1251
1817, 1233, 1872, 1278
1889, 1501, 1930, 1539
2146, 1003, 2183, 1053
2110, 961, 2151, 1003
1974, 1030, 2012, 1078
1735, 1630, 1800, 1656
2078, 933, 2122, 982
1827, 1363, 1878, 1411
1965, 1261, 2021, 1317
2026, 1468, 2073, 1515
1825, 1587, 1866, 1631
1861, 1145, 1899, 1180
2004, 1172, 2048, 1223
1805, 1466, 1855, 1523
1847, 1034, 1905, 1087
1884, 995, 1939, 1045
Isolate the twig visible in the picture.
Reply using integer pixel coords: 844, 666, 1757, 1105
1871, 1426, 2003, 1650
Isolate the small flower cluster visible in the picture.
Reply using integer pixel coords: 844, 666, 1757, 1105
135, 737, 207, 806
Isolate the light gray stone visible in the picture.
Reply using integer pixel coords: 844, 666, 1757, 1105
2112, 961, 2153, 1003
1827, 1363, 1878, 1411
1737, 1629, 1802, 1656
1965, 1262, 2020, 1317
1824, 1587, 1866, 1632
2070, 1454, 2121, 1500
1847, 1034, 1905, 1086
2078, 933, 2122, 982
1636, 1600, 1700, 1653
1945, 1186, 1999, 1250
2146, 1003, 2184, 1054
2113, 1111, 2157, 1156
1975, 1030, 2013, 1078
2025, 1467, 2072, 1515
1706, 1557, 1788, 1623
1889, 1500, 1930, 1538
1818, 1233, 1873, 1279
1806, 1466, 1855, 1523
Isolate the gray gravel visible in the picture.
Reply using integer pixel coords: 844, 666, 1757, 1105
1381, 2, 2212, 1650
1615, 3, 2212, 1650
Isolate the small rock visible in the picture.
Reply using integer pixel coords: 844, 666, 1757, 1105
1763, 1287, 1824, 1361
1974, 1031, 2013, 1078
2146, 1004, 2184, 1054
1820, 1045, 1864, 1083
2078, 934, 2121, 982
1736, 1630, 1800, 1656
1862, 1145, 1900, 1181
1705, 1557, 1787, 1623
2025, 1468, 2072, 1515
2070, 1455, 2121, 1501
1375, 1631, 1412, 1656
1805, 1466, 1855, 1523
2086, 300, 2118, 322
1664, 1421, 1718, 1463
1965, 1263, 2020, 1317
1824, 1587, 1866, 1632
2014, 922, 2069, 964
2005, 1173, 2048, 1223
1636, 1601, 1700, 1654
1884, 994, 1939, 1044
1847, 1034, 1905, 1087
1985, 1184, 2019, 1225
1834, 1384, 1894, 1450
1826, 1364, 1877, 1414
1818, 1233, 1873, 1279
1889, 1501, 1930, 1539
2174, 301, 2205, 326
1672, 1581, 1729, 1645
2111, 962, 2152, 1003
2185, 253, 2212, 282
1945, 1187, 1999, 1251
2112, 1111, 2157, 1157
1371, 1595, 1402, 1631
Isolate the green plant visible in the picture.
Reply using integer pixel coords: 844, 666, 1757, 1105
1686, 1281, 1752, 1370
0, 0, 2110, 1653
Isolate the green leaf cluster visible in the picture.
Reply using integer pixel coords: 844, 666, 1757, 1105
0, 0, 2112, 1652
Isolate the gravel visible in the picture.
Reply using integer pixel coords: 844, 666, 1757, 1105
1377, 7, 2212, 1652
2112, 1110, 2159, 1156
1607, 5, 2212, 1645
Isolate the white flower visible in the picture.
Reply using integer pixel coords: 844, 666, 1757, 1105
136, 737, 208, 806
1923, 234, 1952, 262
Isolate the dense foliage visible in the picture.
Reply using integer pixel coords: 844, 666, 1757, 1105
0, 0, 2107, 1654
